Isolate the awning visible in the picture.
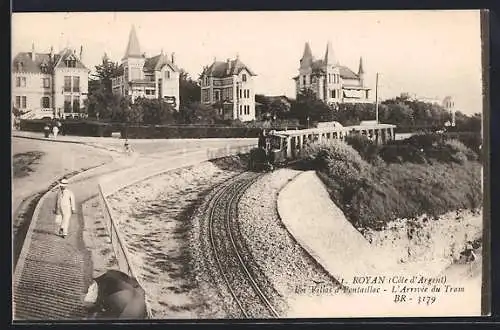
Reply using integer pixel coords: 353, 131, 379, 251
343, 89, 364, 98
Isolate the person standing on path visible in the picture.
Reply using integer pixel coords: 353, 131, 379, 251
52, 123, 59, 139
53, 178, 76, 238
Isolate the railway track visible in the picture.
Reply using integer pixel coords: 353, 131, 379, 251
207, 172, 280, 319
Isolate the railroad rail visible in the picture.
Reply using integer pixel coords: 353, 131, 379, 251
207, 172, 280, 318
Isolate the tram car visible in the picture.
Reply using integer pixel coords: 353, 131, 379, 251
248, 131, 288, 172
248, 123, 397, 172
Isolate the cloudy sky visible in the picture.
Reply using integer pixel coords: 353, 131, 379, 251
12, 10, 483, 114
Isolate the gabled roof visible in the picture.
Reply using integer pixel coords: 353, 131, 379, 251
12, 48, 87, 73
53, 48, 87, 70
143, 53, 179, 72
202, 58, 256, 78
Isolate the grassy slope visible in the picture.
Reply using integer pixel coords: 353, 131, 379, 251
304, 136, 482, 231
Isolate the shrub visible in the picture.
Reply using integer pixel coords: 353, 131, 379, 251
345, 134, 382, 164
20, 119, 113, 137
121, 125, 262, 139
380, 144, 427, 164
307, 138, 482, 231
444, 139, 478, 161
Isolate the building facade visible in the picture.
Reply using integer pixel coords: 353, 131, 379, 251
200, 57, 257, 121
12, 43, 89, 119
111, 26, 180, 110
442, 96, 456, 126
293, 42, 370, 105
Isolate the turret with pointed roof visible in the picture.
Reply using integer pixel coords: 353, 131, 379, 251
358, 56, 365, 75
358, 56, 365, 86
293, 42, 371, 104
300, 42, 313, 69
324, 41, 335, 66
123, 25, 142, 59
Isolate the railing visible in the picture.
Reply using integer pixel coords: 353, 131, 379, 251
97, 143, 256, 319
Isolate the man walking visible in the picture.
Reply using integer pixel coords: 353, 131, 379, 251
53, 178, 76, 238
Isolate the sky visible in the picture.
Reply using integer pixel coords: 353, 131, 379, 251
12, 10, 484, 114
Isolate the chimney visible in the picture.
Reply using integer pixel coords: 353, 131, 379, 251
31, 42, 36, 61
50, 46, 54, 61
171, 52, 175, 64
79, 45, 83, 61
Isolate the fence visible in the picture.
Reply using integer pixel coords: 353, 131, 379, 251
97, 142, 256, 319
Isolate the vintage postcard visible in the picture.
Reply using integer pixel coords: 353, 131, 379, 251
12, 10, 488, 320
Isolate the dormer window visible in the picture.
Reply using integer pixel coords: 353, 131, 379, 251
17, 62, 23, 71
65, 59, 76, 68
40, 63, 48, 73
242, 74, 247, 82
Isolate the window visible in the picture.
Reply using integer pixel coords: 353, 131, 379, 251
331, 90, 335, 98
65, 59, 76, 68
165, 70, 170, 79
239, 88, 242, 99
239, 105, 243, 115
73, 77, 80, 92
214, 90, 220, 101
242, 74, 247, 82
64, 76, 71, 92
303, 75, 307, 86
41, 97, 50, 108
42, 78, 50, 88
73, 96, 80, 112
64, 95, 72, 113
14, 96, 26, 109
16, 77, 26, 87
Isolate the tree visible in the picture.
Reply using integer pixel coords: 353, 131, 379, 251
92, 53, 121, 94
136, 98, 176, 125
290, 88, 332, 123
179, 69, 201, 107
177, 102, 220, 124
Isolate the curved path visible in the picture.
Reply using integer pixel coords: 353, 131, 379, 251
205, 172, 280, 319
12, 133, 255, 320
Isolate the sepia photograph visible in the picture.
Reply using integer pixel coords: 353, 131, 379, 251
11, 10, 487, 320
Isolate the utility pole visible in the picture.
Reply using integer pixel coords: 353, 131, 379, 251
375, 72, 379, 124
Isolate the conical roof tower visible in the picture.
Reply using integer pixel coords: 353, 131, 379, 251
358, 56, 365, 75
123, 25, 142, 59
300, 42, 313, 69
324, 41, 335, 65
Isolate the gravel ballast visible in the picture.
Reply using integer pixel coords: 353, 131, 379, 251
237, 168, 341, 316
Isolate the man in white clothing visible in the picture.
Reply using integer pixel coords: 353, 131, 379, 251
53, 178, 76, 238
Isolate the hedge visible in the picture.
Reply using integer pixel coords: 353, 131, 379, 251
121, 125, 263, 139
20, 119, 114, 137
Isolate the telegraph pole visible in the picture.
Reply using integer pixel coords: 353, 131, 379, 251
375, 72, 379, 123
